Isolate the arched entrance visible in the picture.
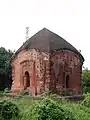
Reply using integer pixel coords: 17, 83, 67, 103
66, 75, 70, 88
24, 71, 30, 89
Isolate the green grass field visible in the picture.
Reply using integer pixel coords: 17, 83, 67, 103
0, 96, 90, 120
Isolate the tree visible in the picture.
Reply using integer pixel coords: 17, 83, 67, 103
0, 47, 13, 90
82, 67, 90, 93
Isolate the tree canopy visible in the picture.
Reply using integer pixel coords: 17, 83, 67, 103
0, 47, 13, 90
82, 67, 90, 93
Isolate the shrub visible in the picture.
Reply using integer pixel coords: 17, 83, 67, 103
4, 88, 9, 93
0, 88, 9, 95
0, 100, 20, 120
81, 93, 90, 107
0, 90, 4, 94
33, 98, 75, 120
41, 91, 58, 98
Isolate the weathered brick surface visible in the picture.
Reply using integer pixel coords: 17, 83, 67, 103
11, 49, 83, 96
50, 50, 82, 95
11, 49, 50, 95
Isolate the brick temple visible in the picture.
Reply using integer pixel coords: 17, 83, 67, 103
11, 28, 84, 96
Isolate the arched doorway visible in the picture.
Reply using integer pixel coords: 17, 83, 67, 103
66, 75, 70, 88
24, 71, 30, 89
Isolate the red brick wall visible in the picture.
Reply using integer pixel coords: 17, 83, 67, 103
11, 49, 50, 95
50, 50, 82, 95
11, 49, 82, 96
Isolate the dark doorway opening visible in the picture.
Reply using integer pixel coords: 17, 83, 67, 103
66, 75, 69, 88
25, 71, 30, 88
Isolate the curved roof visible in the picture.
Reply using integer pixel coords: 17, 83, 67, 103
15, 28, 84, 62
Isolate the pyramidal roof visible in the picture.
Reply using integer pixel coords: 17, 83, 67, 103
15, 28, 84, 61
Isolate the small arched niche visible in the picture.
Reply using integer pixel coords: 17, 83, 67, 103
24, 71, 30, 88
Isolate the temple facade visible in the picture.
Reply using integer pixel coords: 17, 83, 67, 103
11, 28, 84, 96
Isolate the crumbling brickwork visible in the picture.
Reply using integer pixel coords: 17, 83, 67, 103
50, 50, 82, 95
11, 49, 82, 96
11, 49, 50, 95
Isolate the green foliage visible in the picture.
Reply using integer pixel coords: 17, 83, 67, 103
4, 88, 9, 93
0, 100, 20, 120
33, 98, 75, 120
0, 90, 4, 94
0, 47, 12, 75
82, 68, 90, 93
0, 97, 90, 120
19, 90, 29, 96
81, 93, 90, 107
0, 47, 13, 90
41, 91, 58, 98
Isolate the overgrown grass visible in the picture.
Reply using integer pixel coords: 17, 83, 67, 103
0, 96, 90, 120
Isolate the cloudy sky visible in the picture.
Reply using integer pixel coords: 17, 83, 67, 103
0, 0, 90, 68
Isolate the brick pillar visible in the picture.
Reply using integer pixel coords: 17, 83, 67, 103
34, 62, 37, 95
31, 61, 37, 96
19, 66, 24, 92
44, 61, 51, 92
